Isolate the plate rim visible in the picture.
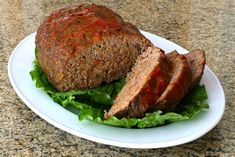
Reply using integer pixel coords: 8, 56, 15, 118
7, 31, 225, 149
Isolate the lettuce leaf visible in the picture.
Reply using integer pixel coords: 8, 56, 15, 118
29, 49, 57, 94
30, 49, 209, 128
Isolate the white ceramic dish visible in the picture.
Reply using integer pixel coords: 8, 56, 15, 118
8, 31, 225, 149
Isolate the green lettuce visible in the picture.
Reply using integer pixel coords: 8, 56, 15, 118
30, 49, 209, 128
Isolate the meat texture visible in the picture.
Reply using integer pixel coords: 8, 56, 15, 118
184, 49, 206, 90
154, 51, 192, 112
105, 48, 206, 119
36, 4, 152, 91
104, 47, 171, 119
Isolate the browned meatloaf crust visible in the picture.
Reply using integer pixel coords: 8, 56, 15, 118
184, 49, 206, 90
36, 4, 152, 91
104, 47, 171, 119
154, 51, 192, 112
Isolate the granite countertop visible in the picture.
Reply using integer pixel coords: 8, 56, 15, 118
0, 0, 234, 156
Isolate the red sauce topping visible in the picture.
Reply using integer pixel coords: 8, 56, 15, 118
47, 4, 123, 52
142, 67, 167, 106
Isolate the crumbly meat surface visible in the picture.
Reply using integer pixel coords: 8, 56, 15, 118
154, 51, 192, 112
36, 4, 152, 91
104, 47, 170, 119
184, 49, 206, 90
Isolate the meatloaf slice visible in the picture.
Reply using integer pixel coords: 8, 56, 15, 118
184, 49, 206, 90
154, 51, 192, 112
36, 4, 152, 91
104, 47, 171, 119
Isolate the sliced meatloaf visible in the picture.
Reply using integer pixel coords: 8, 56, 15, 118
184, 49, 206, 90
104, 47, 171, 119
36, 4, 152, 91
154, 51, 192, 112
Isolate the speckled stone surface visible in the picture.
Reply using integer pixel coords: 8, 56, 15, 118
0, 0, 234, 156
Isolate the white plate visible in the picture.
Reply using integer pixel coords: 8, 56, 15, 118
8, 31, 225, 149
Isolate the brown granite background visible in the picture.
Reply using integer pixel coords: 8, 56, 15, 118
0, 0, 234, 156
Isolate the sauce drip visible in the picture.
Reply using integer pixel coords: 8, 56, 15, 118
142, 67, 168, 106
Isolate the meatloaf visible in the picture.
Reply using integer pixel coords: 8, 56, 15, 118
105, 48, 206, 119
184, 49, 206, 90
154, 51, 192, 112
36, 4, 152, 91
104, 47, 171, 119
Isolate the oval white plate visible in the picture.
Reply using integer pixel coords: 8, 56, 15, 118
8, 31, 225, 149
